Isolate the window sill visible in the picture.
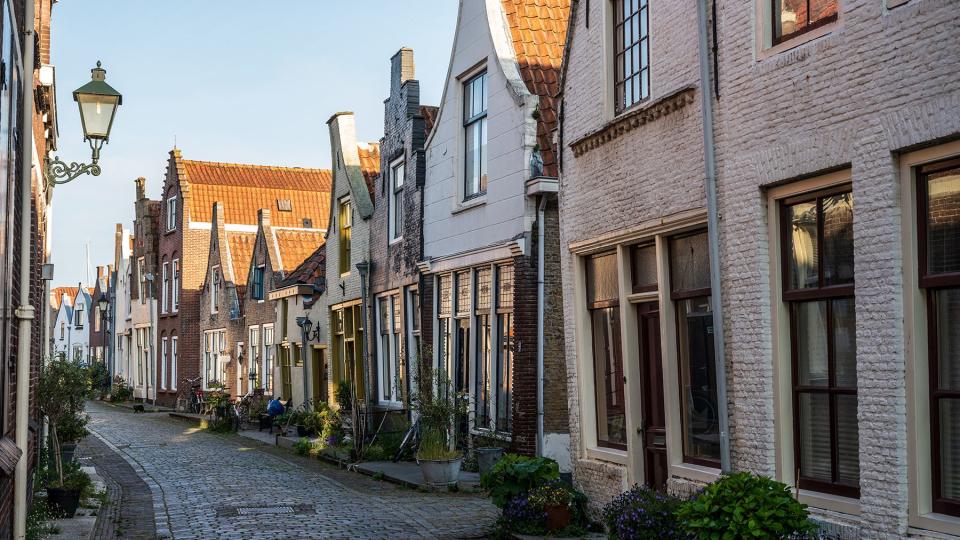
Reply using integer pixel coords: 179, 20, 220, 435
910, 512, 960, 537
470, 428, 512, 442
389, 237, 403, 246
797, 489, 861, 516
757, 21, 837, 61
669, 462, 721, 485
585, 447, 628, 465
453, 196, 486, 215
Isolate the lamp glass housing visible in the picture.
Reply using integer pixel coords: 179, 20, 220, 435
76, 94, 120, 140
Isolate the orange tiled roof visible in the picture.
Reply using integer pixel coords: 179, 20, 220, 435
356, 143, 381, 196
182, 160, 332, 228
274, 229, 325, 273
226, 232, 257, 286
500, 0, 570, 178
280, 244, 326, 291
51, 286, 79, 309
421, 105, 439, 139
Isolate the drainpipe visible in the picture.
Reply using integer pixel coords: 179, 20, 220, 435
356, 261, 371, 445
696, 0, 731, 473
14, 0, 36, 534
536, 195, 547, 457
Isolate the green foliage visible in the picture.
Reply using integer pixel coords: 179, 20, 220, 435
86, 362, 110, 398
480, 454, 560, 508
603, 484, 687, 539
293, 437, 312, 456
26, 498, 57, 540
110, 376, 134, 402
48, 462, 92, 492
55, 413, 89, 445
301, 403, 331, 436
528, 480, 572, 508
411, 367, 467, 461
363, 444, 388, 461
38, 358, 89, 425
676, 472, 817, 540
335, 380, 352, 411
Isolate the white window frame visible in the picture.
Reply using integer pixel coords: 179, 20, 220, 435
74, 304, 84, 328
901, 141, 960, 536
161, 337, 168, 390
263, 324, 275, 394
249, 326, 260, 385
461, 70, 488, 203
377, 292, 403, 407
161, 262, 169, 314
389, 158, 405, 242
766, 169, 860, 515
166, 196, 177, 232
172, 259, 180, 312
137, 257, 146, 304
170, 336, 178, 391
755, 0, 841, 60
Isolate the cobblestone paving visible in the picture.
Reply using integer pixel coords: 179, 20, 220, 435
80, 434, 157, 539
86, 402, 498, 539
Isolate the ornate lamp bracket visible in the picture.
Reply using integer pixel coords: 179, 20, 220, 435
44, 139, 105, 187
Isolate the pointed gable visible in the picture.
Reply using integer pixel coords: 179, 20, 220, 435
327, 112, 377, 220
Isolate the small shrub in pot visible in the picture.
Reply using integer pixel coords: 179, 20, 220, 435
603, 484, 686, 539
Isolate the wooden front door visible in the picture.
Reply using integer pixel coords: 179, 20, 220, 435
311, 348, 327, 404
637, 302, 668, 490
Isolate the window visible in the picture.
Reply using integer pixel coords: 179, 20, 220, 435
463, 72, 488, 200
277, 199, 292, 212
172, 259, 180, 311
204, 330, 227, 389
161, 262, 169, 314
263, 325, 275, 394
670, 230, 722, 466
210, 266, 221, 314
170, 336, 178, 390
166, 196, 177, 231
918, 159, 960, 516
338, 197, 352, 275
613, 0, 650, 113
475, 268, 492, 428
780, 188, 857, 497
94, 306, 101, 332
332, 305, 365, 400
772, 0, 838, 44
378, 294, 403, 404
586, 252, 626, 449
437, 274, 453, 387
390, 160, 405, 240
249, 326, 260, 386
161, 337, 168, 390
137, 257, 146, 304
252, 265, 265, 300
74, 303, 84, 328
496, 265, 514, 432
60, 322, 64, 340
407, 288, 421, 398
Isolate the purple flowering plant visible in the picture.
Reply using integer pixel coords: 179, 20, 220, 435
602, 484, 688, 540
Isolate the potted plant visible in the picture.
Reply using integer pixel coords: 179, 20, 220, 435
473, 434, 506, 475
411, 368, 467, 486
528, 480, 573, 531
37, 358, 90, 517
46, 463, 92, 518
55, 413, 89, 464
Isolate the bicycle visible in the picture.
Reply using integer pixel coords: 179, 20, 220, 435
393, 418, 420, 462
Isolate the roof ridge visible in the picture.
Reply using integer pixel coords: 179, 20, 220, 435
181, 159, 332, 174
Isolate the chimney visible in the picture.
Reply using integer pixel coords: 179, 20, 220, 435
135, 177, 146, 200
258, 208, 271, 229
97, 265, 105, 279
391, 48, 415, 91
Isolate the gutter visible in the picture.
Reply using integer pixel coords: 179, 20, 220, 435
696, 0, 732, 473
14, 0, 37, 535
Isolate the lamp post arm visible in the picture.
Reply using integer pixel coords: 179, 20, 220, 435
45, 139, 105, 186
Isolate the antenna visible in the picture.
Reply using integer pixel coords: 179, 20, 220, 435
85, 242, 92, 286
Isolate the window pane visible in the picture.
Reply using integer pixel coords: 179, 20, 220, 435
670, 231, 711, 293
631, 243, 657, 293
787, 201, 818, 290
833, 298, 857, 387
926, 169, 960, 275
497, 265, 514, 309
592, 307, 626, 448
798, 392, 832, 481
479, 118, 488, 193
476, 267, 492, 311
836, 394, 860, 487
940, 398, 960, 501
677, 296, 721, 462
497, 312, 513, 432
937, 288, 960, 390
456, 271, 471, 315
810, 0, 839, 24
822, 192, 854, 285
476, 314, 492, 428
586, 252, 619, 305
796, 301, 828, 386
465, 122, 478, 197
438, 275, 452, 316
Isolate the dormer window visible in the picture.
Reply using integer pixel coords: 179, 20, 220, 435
277, 199, 293, 212
252, 265, 265, 301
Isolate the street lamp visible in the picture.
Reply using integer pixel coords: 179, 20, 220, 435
44, 61, 122, 186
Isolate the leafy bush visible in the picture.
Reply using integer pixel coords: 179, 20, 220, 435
86, 362, 110, 399
603, 484, 687, 539
56, 413, 89, 445
293, 437, 312, 456
363, 444, 388, 461
48, 462, 92, 492
110, 376, 134, 403
502, 492, 548, 535
335, 380, 352, 411
676, 472, 817, 539
480, 454, 560, 508
528, 479, 573, 509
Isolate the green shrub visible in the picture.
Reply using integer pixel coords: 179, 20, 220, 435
335, 381, 352, 411
363, 444, 388, 461
86, 362, 110, 398
480, 454, 560, 508
56, 413, 89, 445
293, 437, 312, 456
677, 472, 817, 539
603, 484, 686, 539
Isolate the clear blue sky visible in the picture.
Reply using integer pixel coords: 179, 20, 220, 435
51, 1, 457, 287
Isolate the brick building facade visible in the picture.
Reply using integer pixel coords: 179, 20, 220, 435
420, 0, 569, 464
560, 0, 960, 536
130, 177, 160, 400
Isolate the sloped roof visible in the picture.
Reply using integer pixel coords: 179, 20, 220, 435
279, 244, 326, 290
274, 229, 325, 273
421, 105, 439, 139
500, 0, 570, 178
181, 159, 332, 229
225, 231, 257, 287
356, 143, 381, 196
51, 286, 79, 310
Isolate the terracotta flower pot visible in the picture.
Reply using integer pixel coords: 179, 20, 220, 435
544, 504, 571, 531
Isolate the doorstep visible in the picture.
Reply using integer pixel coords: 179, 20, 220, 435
46, 465, 105, 540
353, 460, 482, 492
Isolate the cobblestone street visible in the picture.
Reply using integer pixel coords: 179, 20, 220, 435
84, 402, 497, 539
